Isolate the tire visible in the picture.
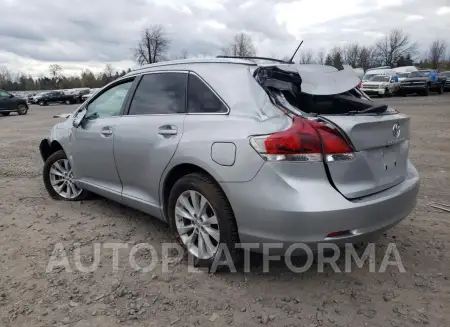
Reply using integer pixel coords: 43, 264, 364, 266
65, 99, 71, 105
167, 173, 240, 269
43, 150, 89, 201
438, 84, 444, 94
384, 88, 391, 97
1, 112, 10, 116
17, 104, 28, 115
38, 100, 47, 106
423, 85, 429, 96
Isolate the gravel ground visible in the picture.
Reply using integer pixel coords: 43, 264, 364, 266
1, 95, 449, 327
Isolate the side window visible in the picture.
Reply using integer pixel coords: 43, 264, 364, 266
128, 72, 187, 115
187, 74, 227, 113
86, 80, 133, 119
0, 90, 10, 97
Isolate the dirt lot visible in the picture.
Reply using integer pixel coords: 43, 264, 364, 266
1, 95, 449, 327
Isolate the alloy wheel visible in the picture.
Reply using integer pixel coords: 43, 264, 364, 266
174, 190, 220, 259
49, 159, 82, 199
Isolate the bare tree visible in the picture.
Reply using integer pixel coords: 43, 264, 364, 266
343, 44, 360, 67
316, 51, 325, 65
0, 67, 13, 88
357, 46, 376, 70
375, 29, 418, 67
299, 48, 315, 64
104, 64, 114, 78
49, 64, 62, 80
134, 25, 171, 65
330, 46, 344, 69
174, 49, 189, 60
427, 40, 447, 69
221, 33, 256, 57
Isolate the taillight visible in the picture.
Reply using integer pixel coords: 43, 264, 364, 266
249, 117, 354, 162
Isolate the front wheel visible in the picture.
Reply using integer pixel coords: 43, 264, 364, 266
167, 173, 240, 268
43, 150, 89, 201
438, 84, 444, 94
423, 85, 430, 96
65, 99, 71, 105
17, 104, 28, 115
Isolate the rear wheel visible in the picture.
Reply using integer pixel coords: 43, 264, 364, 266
1, 112, 10, 116
43, 150, 89, 201
167, 173, 240, 268
65, 99, 71, 105
38, 100, 46, 106
17, 104, 28, 115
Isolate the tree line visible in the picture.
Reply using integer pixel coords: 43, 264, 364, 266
1, 25, 449, 92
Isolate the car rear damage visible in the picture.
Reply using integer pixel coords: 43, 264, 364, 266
249, 63, 413, 200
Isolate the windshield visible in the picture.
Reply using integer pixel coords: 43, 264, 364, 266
369, 75, 390, 82
362, 74, 377, 81
397, 73, 410, 78
409, 71, 429, 78
439, 71, 450, 77
37, 92, 49, 96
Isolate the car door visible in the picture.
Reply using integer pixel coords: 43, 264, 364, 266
113, 72, 188, 219
0, 90, 15, 110
69, 78, 136, 202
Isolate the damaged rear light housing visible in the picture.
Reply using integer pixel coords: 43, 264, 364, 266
250, 117, 355, 162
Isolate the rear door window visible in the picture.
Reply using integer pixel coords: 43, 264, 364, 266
128, 72, 187, 115
187, 74, 227, 113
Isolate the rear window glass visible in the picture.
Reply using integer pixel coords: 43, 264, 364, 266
187, 74, 227, 113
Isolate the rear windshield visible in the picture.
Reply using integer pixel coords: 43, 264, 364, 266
397, 73, 410, 78
369, 75, 390, 82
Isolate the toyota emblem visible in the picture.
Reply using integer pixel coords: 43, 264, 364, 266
392, 123, 401, 138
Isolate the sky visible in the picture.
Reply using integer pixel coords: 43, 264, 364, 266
1, 0, 450, 77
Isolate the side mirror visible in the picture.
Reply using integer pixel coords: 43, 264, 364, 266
72, 108, 87, 128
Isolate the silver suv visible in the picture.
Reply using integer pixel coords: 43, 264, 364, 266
40, 58, 420, 265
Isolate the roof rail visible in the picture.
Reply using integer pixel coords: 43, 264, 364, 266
216, 55, 289, 64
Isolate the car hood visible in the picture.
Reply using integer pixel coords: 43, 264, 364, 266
270, 64, 361, 95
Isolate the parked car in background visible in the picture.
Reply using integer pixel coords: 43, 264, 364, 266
39, 58, 419, 265
34, 91, 79, 105
0, 89, 29, 116
67, 88, 91, 103
393, 66, 418, 82
439, 71, 450, 91
360, 74, 400, 97
362, 68, 397, 82
81, 88, 100, 102
399, 70, 445, 96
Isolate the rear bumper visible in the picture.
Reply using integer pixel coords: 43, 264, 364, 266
221, 161, 419, 254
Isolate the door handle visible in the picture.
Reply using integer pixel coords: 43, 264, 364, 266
101, 126, 113, 137
158, 125, 178, 136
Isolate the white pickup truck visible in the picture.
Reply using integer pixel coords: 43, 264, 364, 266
360, 74, 400, 97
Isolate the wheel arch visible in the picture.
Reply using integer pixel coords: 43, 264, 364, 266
40, 139, 65, 162
161, 163, 234, 222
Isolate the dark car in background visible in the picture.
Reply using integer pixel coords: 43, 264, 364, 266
439, 71, 450, 91
33, 91, 78, 106
0, 89, 28, 116
399, 70, 445, 96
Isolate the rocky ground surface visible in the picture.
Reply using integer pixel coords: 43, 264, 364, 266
0, 95, 449, 327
